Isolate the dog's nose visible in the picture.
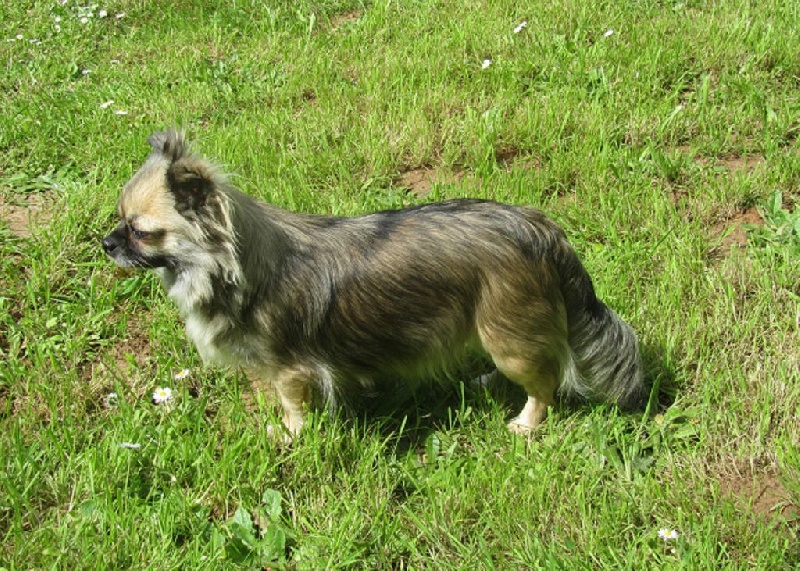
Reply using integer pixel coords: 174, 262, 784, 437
102, 236, 116, 254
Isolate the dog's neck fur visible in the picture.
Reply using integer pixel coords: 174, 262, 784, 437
158, 185, 293, 364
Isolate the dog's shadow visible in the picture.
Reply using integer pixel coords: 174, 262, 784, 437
353, 341, 679, 452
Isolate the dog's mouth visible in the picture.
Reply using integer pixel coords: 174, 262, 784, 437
108, 251, 175, 270
102, 234, 175, 270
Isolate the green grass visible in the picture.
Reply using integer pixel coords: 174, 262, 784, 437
1, 0, 799, 568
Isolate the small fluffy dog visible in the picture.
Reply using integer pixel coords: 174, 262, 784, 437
103, 130, 644, 436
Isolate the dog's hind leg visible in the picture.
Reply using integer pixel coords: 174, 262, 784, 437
477, 295, 569, 434
491, 352, 560, 433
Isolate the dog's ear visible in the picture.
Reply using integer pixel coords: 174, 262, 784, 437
147, 129, 189, 162
146, 130, 220, 216
166, 155, 217, 216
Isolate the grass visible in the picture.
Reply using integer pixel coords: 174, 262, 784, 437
1, 0, 799, 568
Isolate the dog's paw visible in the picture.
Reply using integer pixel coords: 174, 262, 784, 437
506, 420, 532, 435
470, 369, 499, 389
506, 418, 538, 435
266, 423, 294, 445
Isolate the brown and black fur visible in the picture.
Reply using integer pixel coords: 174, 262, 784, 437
103, 130, 645, 437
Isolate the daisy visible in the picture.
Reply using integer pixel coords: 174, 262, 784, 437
514, 21, 528, 34
173, 369, 191, 381
152, 387, 173, 405
103, 392, 118, 408
658, 528, 679, 541
481, 59, 492, 70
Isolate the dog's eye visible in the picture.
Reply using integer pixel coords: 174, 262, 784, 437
130, 227, 150, 240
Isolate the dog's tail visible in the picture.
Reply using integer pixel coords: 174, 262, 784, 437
552, 234, 646, 411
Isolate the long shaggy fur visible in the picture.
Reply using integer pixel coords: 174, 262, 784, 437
103, 130, 646, 436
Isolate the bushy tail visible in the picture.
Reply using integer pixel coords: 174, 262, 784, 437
554, 241, 646, 410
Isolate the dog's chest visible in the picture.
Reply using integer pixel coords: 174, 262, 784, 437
183, 312, 238, 366
182, 309, 269, 370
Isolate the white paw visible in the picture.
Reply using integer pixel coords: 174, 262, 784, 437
471, 369, 499, 389
266, 424, 294, 444
506, 419, 536, 435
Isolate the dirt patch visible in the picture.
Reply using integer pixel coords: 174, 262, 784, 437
110, 314, 153, 374
709, 206, 763, 257
79, 314, 153, 380
395, 167, 463, 198
329, 10, 363, 32
494, 146, 541, 171
682, 147, 766, 174
717, 457, 797, 521
667, 186, 690, 209
394, 151, 539, 198
0, 193, 53, 238
713, 153, 766, 173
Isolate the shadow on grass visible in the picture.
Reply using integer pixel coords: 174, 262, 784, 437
350, 339, 680, 453
640, 340, 680, 414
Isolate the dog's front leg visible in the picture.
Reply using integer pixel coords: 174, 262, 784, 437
272, 368, 312, 437
247, 366, 312, 441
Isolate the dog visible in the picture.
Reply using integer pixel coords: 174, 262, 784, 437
103, 130, 645, 437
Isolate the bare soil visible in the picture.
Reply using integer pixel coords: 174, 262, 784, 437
0, 193, 53, 238
710, 206, 764, 257
395, 167, 463, 198
717, 457, 798, 521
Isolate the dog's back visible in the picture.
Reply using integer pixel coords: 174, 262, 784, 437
245, 198, 645, 428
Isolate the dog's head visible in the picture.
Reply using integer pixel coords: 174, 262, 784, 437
102, 130, 232, 271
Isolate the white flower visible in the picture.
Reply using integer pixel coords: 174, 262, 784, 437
16, 34, 23, 40
54, 24, 61, 33
103, 392, 118, 408
98, 9, 108, 18
54, 16, 62, 23
99, 99, 114, 109
115, 11, 126, 19
82, 69, 91, 75
173, 369, 191, 380
481, 59, 492, 69
603, 29, 615, 37
119, 442, 141, 449
110, 59, 120, 64
114, 110, 128, 115
658, 528, 679, 541
514, 21, 528, 34
80, 16, 89, 24
152, 387, 174, 404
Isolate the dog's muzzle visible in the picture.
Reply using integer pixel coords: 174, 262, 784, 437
102, 229, 126, 257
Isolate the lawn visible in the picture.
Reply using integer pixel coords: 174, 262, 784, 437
1, 0, 798, 568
